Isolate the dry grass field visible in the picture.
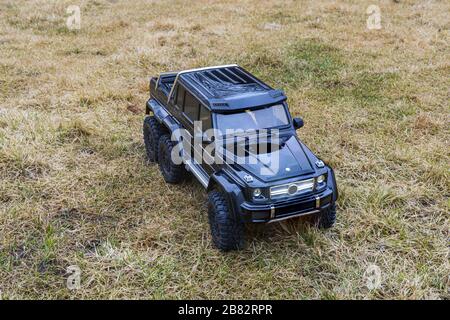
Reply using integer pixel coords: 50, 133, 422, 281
0, 0, 449, 299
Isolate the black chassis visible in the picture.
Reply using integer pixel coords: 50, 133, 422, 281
145, 65, 338, 224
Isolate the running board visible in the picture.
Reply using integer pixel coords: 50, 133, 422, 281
185, 160, 209, 188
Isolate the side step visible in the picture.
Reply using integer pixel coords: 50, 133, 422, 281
185, 160, 209, 188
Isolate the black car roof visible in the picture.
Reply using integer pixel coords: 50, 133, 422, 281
169, 65, 287, 112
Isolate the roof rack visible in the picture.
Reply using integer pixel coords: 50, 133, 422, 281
168, 65, 286, 111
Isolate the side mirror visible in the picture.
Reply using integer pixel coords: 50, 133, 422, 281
293, 117, 304, 129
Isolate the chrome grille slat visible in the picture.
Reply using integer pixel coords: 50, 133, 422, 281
270, 178, 314, 199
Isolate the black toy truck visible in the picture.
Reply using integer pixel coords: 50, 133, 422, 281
143, 65, 338, 251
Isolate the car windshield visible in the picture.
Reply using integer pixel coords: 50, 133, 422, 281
215, 104, 289, 135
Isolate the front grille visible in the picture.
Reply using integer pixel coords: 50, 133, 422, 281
270, 178, 314, 199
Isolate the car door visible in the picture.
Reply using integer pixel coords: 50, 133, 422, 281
180, 90, 199, 163
198, 105, 214, 175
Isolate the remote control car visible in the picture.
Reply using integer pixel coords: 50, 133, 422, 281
143, 65, 338, 251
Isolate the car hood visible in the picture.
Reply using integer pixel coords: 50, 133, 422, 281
229, 135, 316, 183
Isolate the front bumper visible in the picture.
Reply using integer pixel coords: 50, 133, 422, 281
240, 188, 333, 223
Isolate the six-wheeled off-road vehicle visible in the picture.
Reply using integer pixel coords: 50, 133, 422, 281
143, 65, 338, 251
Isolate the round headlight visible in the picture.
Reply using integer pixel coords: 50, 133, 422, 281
253, 188, 262, 197
317, 175, 326, 184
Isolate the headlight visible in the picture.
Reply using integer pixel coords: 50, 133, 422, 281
315, 174, 327, 190
253, 188, 262, 197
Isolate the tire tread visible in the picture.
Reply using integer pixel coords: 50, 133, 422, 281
208, 190, 245, 251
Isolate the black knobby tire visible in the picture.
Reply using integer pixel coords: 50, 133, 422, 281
143, 116, 164, 162
158, 134, 185, 184
207, 190, 245, 251
316, 203, 337, 229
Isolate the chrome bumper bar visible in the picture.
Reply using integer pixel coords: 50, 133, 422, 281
268, 209, 320, 223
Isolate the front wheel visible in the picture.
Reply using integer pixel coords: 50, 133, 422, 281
207, 190, 245, 251
314, 203, 337, 229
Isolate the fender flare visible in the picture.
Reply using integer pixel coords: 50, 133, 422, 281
146, 99, 181, 135
328, 167, 339, 202
207, 172, 246, 220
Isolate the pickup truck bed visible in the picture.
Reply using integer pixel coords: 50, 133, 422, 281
149, 72, 177, 106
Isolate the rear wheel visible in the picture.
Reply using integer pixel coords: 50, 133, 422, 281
158, 134, 185, 184
315, 203, 336, 229
207, 190, 245, 251
143, 116, 163, 162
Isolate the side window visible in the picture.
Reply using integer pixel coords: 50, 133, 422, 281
170, 84, 178, 104
183, 91, 199, 122
176, 85, 185, 109
199, 105, 212, 131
